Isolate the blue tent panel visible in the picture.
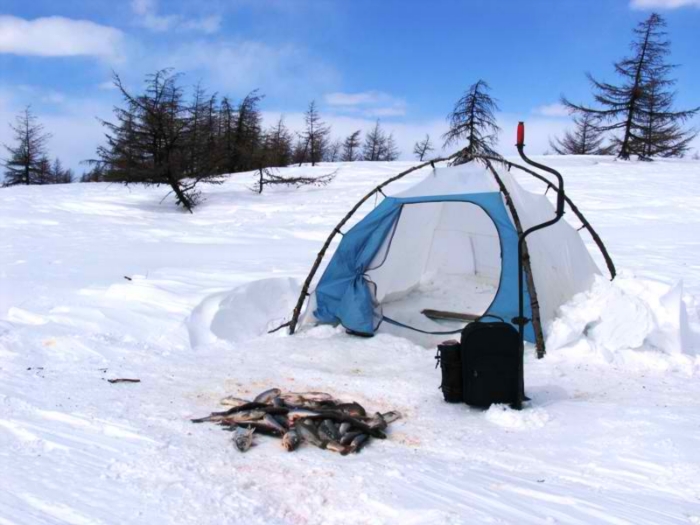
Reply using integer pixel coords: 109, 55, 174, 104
314, 193, 535, 342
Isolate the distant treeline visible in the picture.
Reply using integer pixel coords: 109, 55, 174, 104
2, 12, 697, 209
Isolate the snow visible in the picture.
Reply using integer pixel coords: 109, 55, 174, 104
1, 157, 700, 524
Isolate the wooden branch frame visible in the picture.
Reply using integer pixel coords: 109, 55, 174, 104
483, 159, 546, 358
481, 156, 616, 280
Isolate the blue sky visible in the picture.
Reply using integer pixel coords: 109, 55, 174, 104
1, 0, 699, 171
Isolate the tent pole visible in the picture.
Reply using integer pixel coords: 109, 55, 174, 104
482, 158, 546, 359
277, 153, 459, 335
479, 156, 616, 280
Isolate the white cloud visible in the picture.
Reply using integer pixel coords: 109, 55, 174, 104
131, 0, 221, 34
533, 103, 570, 118
324, 90, 407, 118
631, 0, 700, 8
168, 40, 339, 97
0, 16, 124, 59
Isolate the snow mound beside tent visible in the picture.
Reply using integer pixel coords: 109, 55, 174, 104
546, 273, 696, 365
187, 277, 299, 348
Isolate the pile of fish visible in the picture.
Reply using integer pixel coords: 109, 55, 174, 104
191, 388, 401, 455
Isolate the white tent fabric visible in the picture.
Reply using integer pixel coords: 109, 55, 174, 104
303, 161, 600, 343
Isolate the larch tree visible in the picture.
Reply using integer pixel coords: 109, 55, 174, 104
562, 13, 698, 160
325, 138, 343, 162
636, 78, 698, 158
549, 113, 612, 155
362, 120, 387, 161
383, 133, 400, 161
262, 116, 293, 168
96, 70, 223, 212
341, 130, 362, 161
443, 80, 501, 163
298, 100, 330, 166
413, 134, 434, 160
2, 106, 52, 186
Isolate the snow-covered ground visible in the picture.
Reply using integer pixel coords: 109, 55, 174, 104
1, 157, 700, 524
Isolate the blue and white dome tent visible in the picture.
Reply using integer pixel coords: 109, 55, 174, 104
282, 154, 615, 358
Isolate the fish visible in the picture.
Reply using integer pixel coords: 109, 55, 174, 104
313, 410, 386, 439
219, 396, 251, 407
296, 419, 326, 449
281, 392, 335, 404
272, 414, 290, 429
325, 440, 349, 455
234, 426, 255, 452
271, 396, 285, 408
263, 414, 287, 435
287, 409, 324, 423
253, 388, 282, 404
338, 422, 352, 436
347, 433, 369, 454
339, 430, 363, 446
190, 402, 268, 423
380, 411, 402, 424
367, 413, 387, 431
281, 428, 300, 452
335, 402, 367, 417
318, 419, 341, 442
227, 409, 267, 423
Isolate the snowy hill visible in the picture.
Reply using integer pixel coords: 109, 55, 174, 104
1, 157, 700, 524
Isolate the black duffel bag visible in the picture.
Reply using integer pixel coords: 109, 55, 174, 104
460, 321, 521, 408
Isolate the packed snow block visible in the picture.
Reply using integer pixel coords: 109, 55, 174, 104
545, 274, 692, 359
187, 278, 299, 348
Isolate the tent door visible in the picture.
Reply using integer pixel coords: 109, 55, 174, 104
365, 201, 502, 346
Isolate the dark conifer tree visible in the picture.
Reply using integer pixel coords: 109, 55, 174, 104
341, 130, 362, 161
443, 80, 500, 163
2, 106, 52, 186
549, 113, 612, 155
413, 134, 434, 161
562, 13, 698, 160
262, 116, 293, 168
96, 70, 223, 212
636, 78, 698, 158
229, 90, 264, 173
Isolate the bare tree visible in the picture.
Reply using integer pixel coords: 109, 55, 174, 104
413, 134, 434, 161
341, 130, 362, 161
325, 138, 343, 162
549, 113, 612, 155
443, 80, 500, 163
252, 168, 336, 194
383, 133, 400, 161
2, 106, 52, 186
562, 13, 698, 160
49, 157, 73, 183
298, 100, 331, 166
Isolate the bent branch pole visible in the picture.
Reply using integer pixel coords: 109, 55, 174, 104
479, 156, 616, 280
483, 159, 546, 358
279, 153, 459, 335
